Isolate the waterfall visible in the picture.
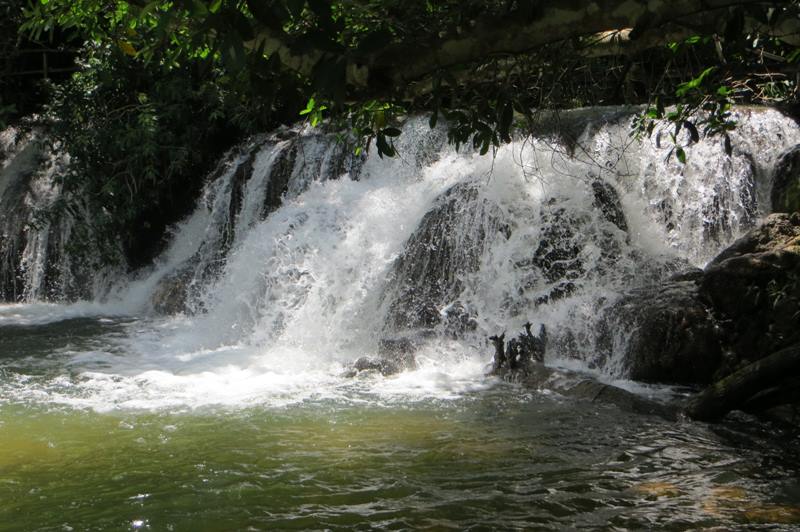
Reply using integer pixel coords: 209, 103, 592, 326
0, 127, 99, 302
1, 108, 799, 408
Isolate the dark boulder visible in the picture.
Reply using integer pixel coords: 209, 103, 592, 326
686, 344, 800, 421
771, 144, 800, 213
596, 279, 721, 385
699, 213, 800, 373
348, 356, 411, 376
597, 214, 800, 388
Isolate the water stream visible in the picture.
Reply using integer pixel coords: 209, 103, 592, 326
1, 108, 799, 529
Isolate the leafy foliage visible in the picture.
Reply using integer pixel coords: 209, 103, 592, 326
4, 0, 799, 265
40, 40, 302, 265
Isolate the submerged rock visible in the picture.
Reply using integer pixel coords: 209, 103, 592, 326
498, 358, 678, 419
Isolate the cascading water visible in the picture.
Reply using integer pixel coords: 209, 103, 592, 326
1, 107, 799, 408
0, 127, 106, 304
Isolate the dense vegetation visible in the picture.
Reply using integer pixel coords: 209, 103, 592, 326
2, 0, 799, 265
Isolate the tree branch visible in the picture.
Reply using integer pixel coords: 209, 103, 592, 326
363, 0, 770, 93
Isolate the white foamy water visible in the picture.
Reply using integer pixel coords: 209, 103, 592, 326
1, 108, 798, 410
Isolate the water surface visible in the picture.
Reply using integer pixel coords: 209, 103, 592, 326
1, 315, 799, 531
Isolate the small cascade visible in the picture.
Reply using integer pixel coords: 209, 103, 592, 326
0, 127, 95, 302
142, 127, 365, 314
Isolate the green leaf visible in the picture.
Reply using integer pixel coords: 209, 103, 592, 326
479, 136, 490, 155
300, 97, 316, 115
382, 127, 401, 137
676, 66, 717, 97
375, 133, 395, 158
676, 147, 686, 164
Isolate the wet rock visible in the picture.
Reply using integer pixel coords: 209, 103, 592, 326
771, 144, 800, 213
347, 352, 416, 377
668, 268, 704, 282
517, 181, 628, 306
686, 344, 800, 421
0, 128, 94, 302
700, 213, 800, 373
151, 267, 193, 314
597, 280, 721, 385
382, 182, 506, 334
0, 134, 42, 301
592, 179, 628, 232
594, 214, 800, 390
377, 337, 416, 359
343, 337, 418, 377
701, 154, 757, 246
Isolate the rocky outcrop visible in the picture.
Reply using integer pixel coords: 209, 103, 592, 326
686, 344, 800, 421
599, 213, 800, 386
699, 213, 800, 375
0, 130, 41, 300
771, 145, 800, 213
594, 213, 800, 419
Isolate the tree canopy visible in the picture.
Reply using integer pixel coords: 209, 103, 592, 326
12, 1, 800, 150
2, 0, 799, 263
